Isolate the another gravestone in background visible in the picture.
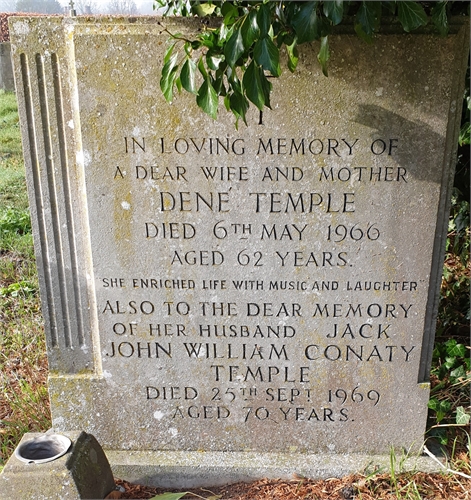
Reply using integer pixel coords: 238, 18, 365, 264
0, 14, 15, 92
8, 16, 469, 487
0, 42, 14, 91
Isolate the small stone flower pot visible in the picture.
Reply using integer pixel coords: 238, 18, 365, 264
15, 434, 72, 464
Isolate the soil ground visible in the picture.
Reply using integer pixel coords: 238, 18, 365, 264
110, 466, 471, 499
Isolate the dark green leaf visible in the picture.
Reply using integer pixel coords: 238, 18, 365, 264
450, 365, 466, 380
446, 340, 467, 358
257, 3, 272, 37
198, 31, 216, 49
444, 356, 458, 370
382, 1, 396, 15
180, 59, 197, 94
455, 208, 470, 235
221, 2, 239, 25
241, 9, 260, 48
397, 1, 428, 32
175, 76, 182, 93
243, 60, 272, 110
323, 0, 343, 25
227, 69, 241, 93
440, 400, 452, 412
259, 67, 272, 109
224, 93, 231, 112
286, 40, 299, 72
431, 2, 449, 36
456, 407, 471, 425
196, 78, 218, 119
281, 31, 295, 47
219, 22, 231, 42
355, 1, 382, 40
197, 56, 208, 79
317, 36, 329, 77
183, 41, 191, 56
230, 90, 249, 126
212, 70, 226, 95
254, 37, 281, 77
160, 52, 179, 102
283, 0, 298, 22
224, 28, 245, 67
428, 398, 439, 411
273, 20, 283, 44
354, 23, 370, 44
206, 50, 224, 71
292, 1, 327, 44
163, 42, 176, 64
243, 61, 263, 110
458, 122, 471, 146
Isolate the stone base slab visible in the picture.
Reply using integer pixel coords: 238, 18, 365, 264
107, 450, 442, 489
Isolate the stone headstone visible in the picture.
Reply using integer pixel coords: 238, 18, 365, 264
0, 42, 14, 91
8, 16, 468, 487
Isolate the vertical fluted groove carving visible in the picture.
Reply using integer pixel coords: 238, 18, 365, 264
17, 49, 94, 372
20, 53, 59, 348
36, 52, 72, 349
51, 53, 86, 347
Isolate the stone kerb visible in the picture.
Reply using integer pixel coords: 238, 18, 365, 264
7, 15, 469, 486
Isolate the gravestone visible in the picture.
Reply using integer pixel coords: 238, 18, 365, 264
8, 15, 468, 487
0, 42, 14, 91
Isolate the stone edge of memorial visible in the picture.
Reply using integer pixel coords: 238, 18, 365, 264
106, 449, 443, 488
418, 18, 470, 384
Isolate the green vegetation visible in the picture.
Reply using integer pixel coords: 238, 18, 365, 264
0, 90, 50, 471
426, 67, 470, 449
428, 195, 470, 447
157, 1, 470, 123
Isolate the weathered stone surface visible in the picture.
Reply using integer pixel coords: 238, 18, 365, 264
107, 449, 442, 489
0, 42, 14, 91
8, 15, 468, 484
0, 431, 116, 499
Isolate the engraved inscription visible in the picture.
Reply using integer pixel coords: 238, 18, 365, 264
96, 133, 422, 429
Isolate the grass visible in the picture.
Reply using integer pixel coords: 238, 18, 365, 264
0, 89, 51, 470
0, 89, 469, 497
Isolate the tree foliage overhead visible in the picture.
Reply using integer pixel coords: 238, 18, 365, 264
157, 0, 469, 125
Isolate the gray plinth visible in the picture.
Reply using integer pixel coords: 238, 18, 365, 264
107, 449, 441, 488
0, 431, 116, 500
